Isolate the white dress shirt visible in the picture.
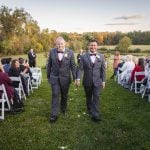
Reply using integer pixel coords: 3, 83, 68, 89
90, 53, 96, 63
57, 49, 65, 61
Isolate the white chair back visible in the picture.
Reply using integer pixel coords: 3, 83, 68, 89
0, 84, 11, 120
130, 71, 145, 93
9, 76, 26, 100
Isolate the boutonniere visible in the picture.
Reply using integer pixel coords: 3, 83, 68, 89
64, 53, 68, 58
96, 54, 100, 59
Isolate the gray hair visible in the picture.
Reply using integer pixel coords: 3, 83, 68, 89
55, 36, 65, 43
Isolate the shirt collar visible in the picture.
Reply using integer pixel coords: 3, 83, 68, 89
89, 51, 97, 55
57, 48, 65, 53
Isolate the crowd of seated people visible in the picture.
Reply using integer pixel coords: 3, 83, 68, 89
0, 57, 39, 116
114, 54, 150, 100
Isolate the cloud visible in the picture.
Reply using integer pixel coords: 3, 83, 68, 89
114, 15, 144, 20
105, 23, 138, 25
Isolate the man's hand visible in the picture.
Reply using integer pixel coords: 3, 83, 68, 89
101, 82, 105, 89
75, 79, 80, 87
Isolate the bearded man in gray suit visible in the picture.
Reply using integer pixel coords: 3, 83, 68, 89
76, 40, 106, 122
47, 37, 76, 123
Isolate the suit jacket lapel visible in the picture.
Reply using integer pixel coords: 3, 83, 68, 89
94, 54, 101, 68
87, 53, 93, 68
54, 48, 59, 66
61, 48, 68, 63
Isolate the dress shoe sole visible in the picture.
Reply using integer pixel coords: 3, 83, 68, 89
91, 117, 101, 122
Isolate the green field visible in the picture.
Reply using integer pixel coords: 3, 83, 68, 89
0, 53, 150, 150
99, 45, 150, 51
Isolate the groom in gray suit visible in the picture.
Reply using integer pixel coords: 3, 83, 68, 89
76, 39, 106, 122
47, 37, 76, 122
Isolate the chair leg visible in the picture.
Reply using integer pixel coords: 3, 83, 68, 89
148, 94, 150, 103
142, 87, 146, 99
0, 95, 5, 120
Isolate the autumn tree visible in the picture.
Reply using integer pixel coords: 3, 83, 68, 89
118, 36, 132, 52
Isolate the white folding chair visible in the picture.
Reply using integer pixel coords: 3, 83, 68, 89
30, 67, 42, 89
121, 70, 132, 88
141, 72, 150, 101
23, 73, 33, 95
0, 84, 11, 120
148, 94, 150, 103
130, 71, 145, 93
9, 76, 26, 100
27, 74, 33, 94
116, 67, 122, 84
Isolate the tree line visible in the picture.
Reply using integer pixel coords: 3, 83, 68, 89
0, 6, 150, 55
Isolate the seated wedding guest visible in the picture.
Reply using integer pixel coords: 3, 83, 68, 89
141, 58, 150, 87
132, 56, 138, 66
1, 58, 6, 66
130, 58, 145, 84
0, 63, 23, 113
117, 56, 126, 72
145, 58, 150, 77
19, 58, 33, 95
3, 57, 12, 73
19, 57, 32, 78
120, 55, 135, 82
8, 59, 28, 96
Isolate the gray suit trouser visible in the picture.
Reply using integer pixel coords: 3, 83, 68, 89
84, 85, 100, 117
51, 80, 69, 116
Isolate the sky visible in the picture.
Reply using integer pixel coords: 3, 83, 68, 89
0, 0, 150, 33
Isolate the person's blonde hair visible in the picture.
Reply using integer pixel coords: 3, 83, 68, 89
126, 55, 133, 61
132, 56, 138, 65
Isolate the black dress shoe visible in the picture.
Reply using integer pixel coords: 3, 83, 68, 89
50, 116, 57, 123
87, 111, 92, 116
91, 116, 101, 122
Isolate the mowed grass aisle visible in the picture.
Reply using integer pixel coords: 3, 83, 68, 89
0, 64, 150, 149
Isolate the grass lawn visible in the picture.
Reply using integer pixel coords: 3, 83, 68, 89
0, 55, 150, 150
99, 45, 150, 51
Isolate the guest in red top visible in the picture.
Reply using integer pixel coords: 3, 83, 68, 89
130, 58, 145, 83
0, 64, 14, 103
0, 63, 24, 113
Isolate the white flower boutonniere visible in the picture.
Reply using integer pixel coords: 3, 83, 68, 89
64, 53, 68, 58
96, 54, 100, 59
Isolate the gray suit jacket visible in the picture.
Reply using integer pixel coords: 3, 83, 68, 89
77, 52, 106, 87
47, 48, 76, 86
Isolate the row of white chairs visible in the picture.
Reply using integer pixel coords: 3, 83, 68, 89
116, 69, 150, 102
0, 67, 42, 120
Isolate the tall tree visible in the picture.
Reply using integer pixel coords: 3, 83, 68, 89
118, 36, 132, 52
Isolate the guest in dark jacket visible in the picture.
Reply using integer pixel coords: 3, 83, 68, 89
3, 57, 12, 73
8, 59, 28, 96
28, 49, 36, 67
19, 57, 32, 78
